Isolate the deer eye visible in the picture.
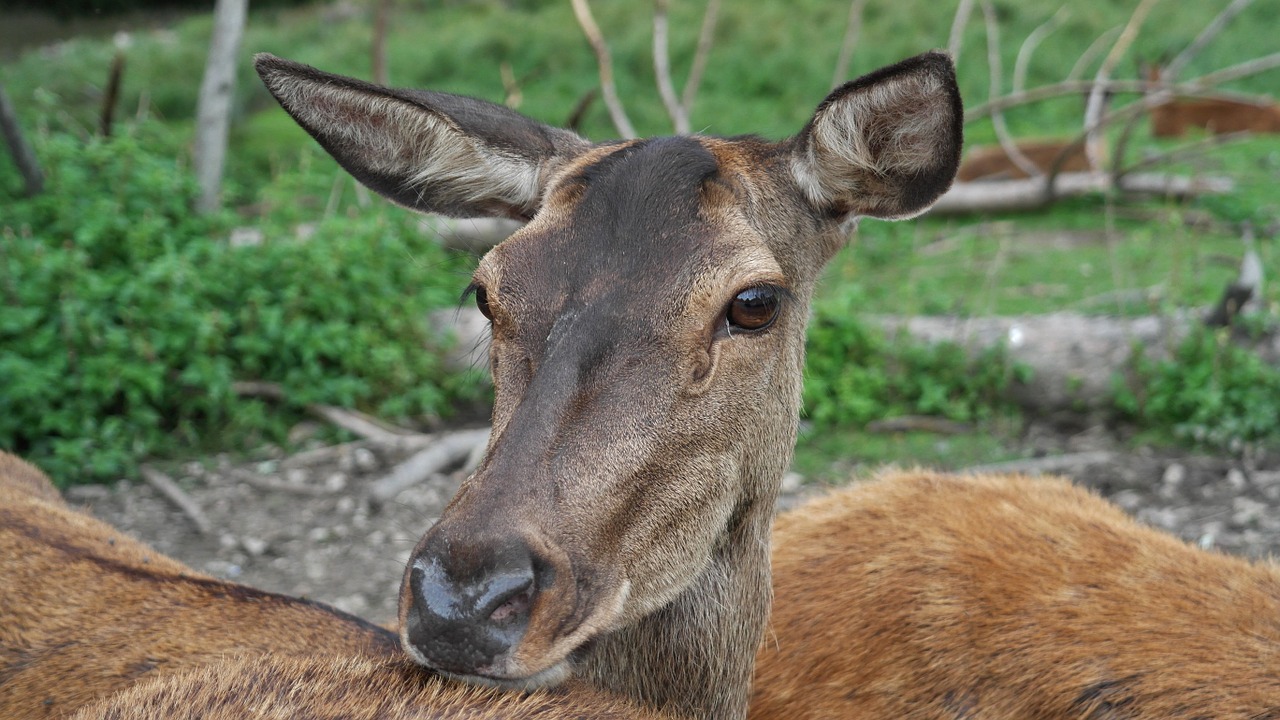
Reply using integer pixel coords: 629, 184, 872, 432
727, 286, 781, 332
467, 283, 493, 321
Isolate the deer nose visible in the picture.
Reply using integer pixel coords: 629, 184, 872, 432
403, 538, 542, 674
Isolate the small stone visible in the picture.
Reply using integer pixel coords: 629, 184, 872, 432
1226, 468, 1248, 491
308, 527, 332, 543
241, 536, 269, 557
336, 496, 356, 514
1109, 489, 1145, 513
353, 447, 378, 473
1231, 497, 1266, 527
780, 472, 804, 493
218, 533, 239, 550
285, 468, 309, 486
1161, 463, 1186, 487
368, 530, 387, 546
324, 473, 348, 492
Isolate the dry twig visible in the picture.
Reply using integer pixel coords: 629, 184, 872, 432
1165, 0, 1255, 81
947, 0, 976, 59
139, 465, 212, 535
981, 0, 1041, 179
1013, 6, 1067, 93
831, 0, 868, 88
368, 428, 492, 504
963, 451, 1117, 476
571, 0, 636, 138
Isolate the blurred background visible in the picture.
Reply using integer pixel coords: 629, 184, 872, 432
1, 0, 1277, 622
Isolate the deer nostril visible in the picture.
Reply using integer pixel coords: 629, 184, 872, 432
489, 585, 533, 625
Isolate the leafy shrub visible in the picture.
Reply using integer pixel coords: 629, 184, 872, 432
0, 125, 481, 484
1114, 326, 1280, 449
802, 301, 1024, 427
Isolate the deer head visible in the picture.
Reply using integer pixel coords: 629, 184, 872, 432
256, 51, 961, 719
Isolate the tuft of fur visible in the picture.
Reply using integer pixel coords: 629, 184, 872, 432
751, 470, 1280, 720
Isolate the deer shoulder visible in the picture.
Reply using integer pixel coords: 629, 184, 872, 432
752, 469, 1280, 719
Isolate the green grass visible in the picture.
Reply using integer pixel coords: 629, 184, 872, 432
791, 423, 1024, 486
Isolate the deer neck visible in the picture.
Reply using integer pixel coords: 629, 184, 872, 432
577, 476, 777, 720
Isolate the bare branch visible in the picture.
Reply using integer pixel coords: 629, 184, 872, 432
1084, 0, 1159, 169
1066, 26, 1121, 82
831, 0, 868, 88
140, 465, 212, 535
571, 0, 637, 138
1119, 129, 1253, 179
1165, 0, 1255, 81
1192, 51, 1280, 87
969, 52, 1280, 120
371, 0, 391, 86
947, 0, 976, 59
981, 0, 1042, 179
681, 0, 720, 113
368, 428, 492, 504
1013, 6, 1068, 93
0, 83, 44, 197
500, 61, 522, 109
652, 0, 689, 133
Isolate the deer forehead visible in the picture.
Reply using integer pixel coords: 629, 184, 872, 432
475, 137, 786, 333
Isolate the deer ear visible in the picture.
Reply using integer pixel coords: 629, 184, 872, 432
790, 51, 963, 221
254, 54, 590, 220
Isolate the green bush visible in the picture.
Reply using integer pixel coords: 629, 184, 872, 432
0, 125, 481, 484
802, 301, 1024, 427
1114, 326, 1280, 449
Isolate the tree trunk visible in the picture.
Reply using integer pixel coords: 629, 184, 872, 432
0, 83, 44, 197
193, 0, 248, 214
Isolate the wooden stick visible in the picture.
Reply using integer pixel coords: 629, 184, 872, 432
830, 0, 868, 88
1013, 6, 1067, 93
681, 0, 720, 114
0, 83, 44, 197
981, 0, 1042, 179
1165, 0, 1255, 81
947, 0, 976, 59
652, 0, 689, 134
139, 465, 212, 535
963, 451, 1116, 476
368, 428, 491, 504
228, 468, 335, 496
571, 0, 636, 139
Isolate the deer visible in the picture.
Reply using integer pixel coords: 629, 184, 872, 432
956, 139, 1093, 182
1144, 63, 1280, 138
252, 49, 963, 720
0, 451, 405, 718
750, 469, 1280, 719
3, 50, 964, 720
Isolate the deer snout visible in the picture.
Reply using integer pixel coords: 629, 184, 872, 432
402, 536, 547, 676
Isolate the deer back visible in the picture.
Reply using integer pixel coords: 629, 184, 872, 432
751, 470, 1280, 719
0, 452, 398, 718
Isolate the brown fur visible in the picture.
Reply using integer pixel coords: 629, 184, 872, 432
0, 451, 399, 719
957, 140, 1094, 182
255, 51, 962, 720
71, 657, 676, 720
1151, 97, 1280, 138
0, 451, 62, 504
751, 469, 1280, 719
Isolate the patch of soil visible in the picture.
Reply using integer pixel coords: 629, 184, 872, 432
69, 427, 1280, 627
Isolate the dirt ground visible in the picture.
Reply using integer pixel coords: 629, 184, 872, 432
69, 423, 1280, 627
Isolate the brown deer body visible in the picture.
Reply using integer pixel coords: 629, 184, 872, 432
956, 140, 1092, 182
0, 452, 399, 718
254, 50, 962, 720
751, 470, 1280, 720
1150, 96, 1280, 138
